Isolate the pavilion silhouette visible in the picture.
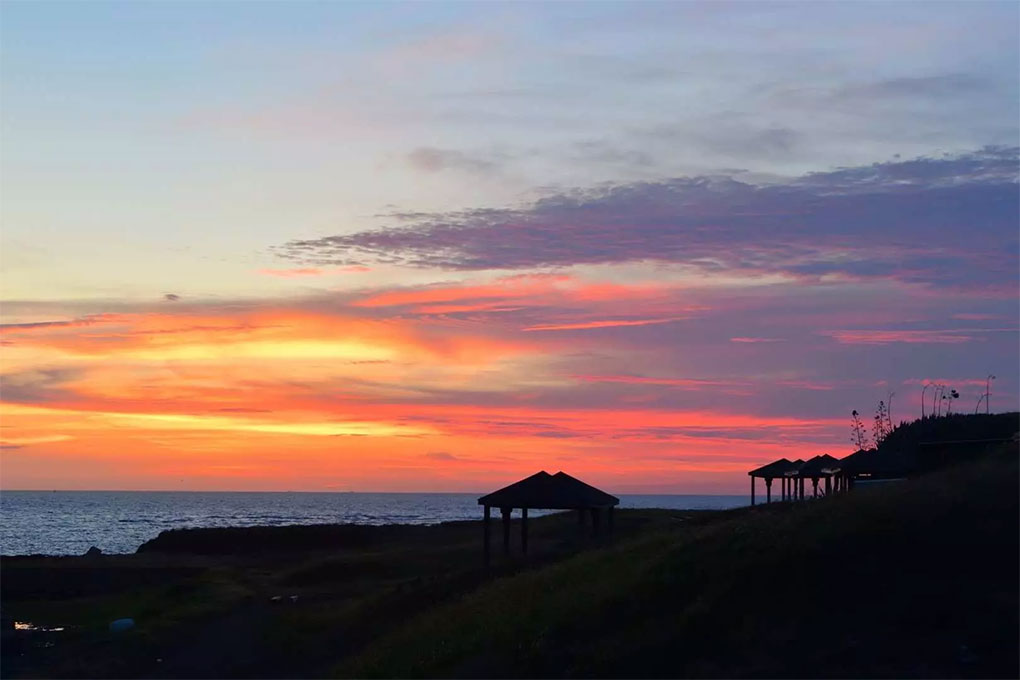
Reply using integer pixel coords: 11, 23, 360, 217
478, 471, 619, 565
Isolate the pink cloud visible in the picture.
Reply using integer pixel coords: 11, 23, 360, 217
259, 268, 325, 278
575, 375, 744, 388
775, 380, 836, 391
730, 337, 784, 343
259, 266, 371, 278
821, 328, 1017, 345
522, 317, 684, 332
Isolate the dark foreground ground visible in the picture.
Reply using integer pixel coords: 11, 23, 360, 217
2, 445, 1017, 678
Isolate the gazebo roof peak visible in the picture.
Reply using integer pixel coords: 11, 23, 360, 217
478, 470, 619, 509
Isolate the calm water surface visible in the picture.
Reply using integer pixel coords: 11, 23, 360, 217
1, 491, 747, 555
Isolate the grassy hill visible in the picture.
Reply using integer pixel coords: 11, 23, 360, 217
880, 411, 1018, 453
342, 443, 1018, 678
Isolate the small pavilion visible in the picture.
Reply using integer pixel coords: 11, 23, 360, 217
749, 455, 846, 503
477, 471, 619, 565
796, 454, 843, 497
748, 458, 802, 504
783, 458, 806, 500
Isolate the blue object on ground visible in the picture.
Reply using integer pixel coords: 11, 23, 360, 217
109, 618, 134, 632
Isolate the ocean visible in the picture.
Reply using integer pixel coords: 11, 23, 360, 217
0, 491, 748, 556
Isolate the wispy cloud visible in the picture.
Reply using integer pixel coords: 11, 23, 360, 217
259, 267, 326, 278
575, 375, 745, 388
820, 328, 1019, 345
522, 317, 684, 332
406, 147, 504, 174
279, 148, 1019, 291
424, 451, 459, 461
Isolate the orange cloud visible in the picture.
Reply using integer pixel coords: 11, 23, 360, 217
352, 273, 572, 308
523, 317, 683, 332
351, 273, 681, 312
575, 375, 745, 388
0, 278, 872, 492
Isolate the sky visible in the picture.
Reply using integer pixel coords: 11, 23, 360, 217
1, 1, 1017, 493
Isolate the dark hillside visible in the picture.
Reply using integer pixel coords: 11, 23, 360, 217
879, 412, 1018, 459
344, 443, 1019, 678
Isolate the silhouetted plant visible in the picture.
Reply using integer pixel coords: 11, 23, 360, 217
873, 400, 890, 444
850, 409, 871, 450
932, 383, 946, 416
943, 388, 959, 415
985, 374, 996, 414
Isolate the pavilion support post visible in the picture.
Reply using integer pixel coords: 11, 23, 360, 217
501, 507, 511, 555
521, 508, 528, 555
608, 505, 614, 534
483, 505, 491, 566
781, 477, 785, 501
812, 478, 819, 498
765, 478, 773, 503
751, 477, 756, 506
590, 508, 601, 536
577, 508, 585, 532
799, 478, 805, 500
825, 476, 832, 496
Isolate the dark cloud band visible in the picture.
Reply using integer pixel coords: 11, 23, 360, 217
278, 147, 1018, 289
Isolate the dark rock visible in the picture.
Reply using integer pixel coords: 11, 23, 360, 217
84, 546, 103, 557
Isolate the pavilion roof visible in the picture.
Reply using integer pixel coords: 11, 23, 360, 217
747, 457, 802, 478
477, 471, 619, 509
797, 454, 842, 477
840, 447, 916, 476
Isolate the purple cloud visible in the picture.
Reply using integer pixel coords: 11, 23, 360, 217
279, 148, 1018, 290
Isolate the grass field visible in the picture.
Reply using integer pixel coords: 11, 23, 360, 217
3, 442, 1017, 678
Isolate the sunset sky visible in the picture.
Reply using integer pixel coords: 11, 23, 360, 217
1, 1, 1017, 493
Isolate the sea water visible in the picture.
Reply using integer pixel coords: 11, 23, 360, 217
0, 491, 747, 555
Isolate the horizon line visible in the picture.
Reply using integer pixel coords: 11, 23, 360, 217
0, 488, 748, 496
